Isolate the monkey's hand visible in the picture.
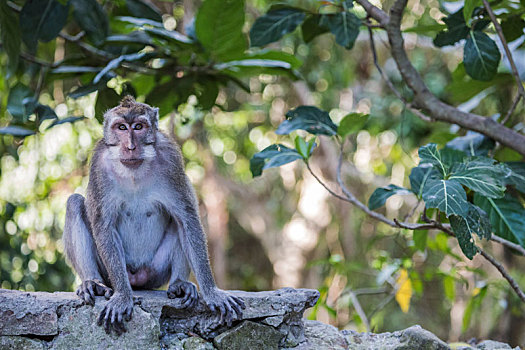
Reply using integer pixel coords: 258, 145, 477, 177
76, 279, 113, 306
202, 288, 246, 327
97, 292, 133, 335
167, 279, 199, 309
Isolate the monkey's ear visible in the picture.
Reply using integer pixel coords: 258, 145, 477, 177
152, 107, 159, 128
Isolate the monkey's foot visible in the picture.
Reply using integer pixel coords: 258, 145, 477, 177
203, 288, 246, 327
167, 280, 199, 309
97, 292, 133, 335
76, 279, 113, 305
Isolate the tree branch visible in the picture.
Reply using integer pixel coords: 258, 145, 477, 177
359, 0, 525, 156
482, 0, 525, 103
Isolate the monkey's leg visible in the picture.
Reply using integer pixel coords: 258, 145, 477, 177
63, 194, 113, 305
156, 224, 198, 308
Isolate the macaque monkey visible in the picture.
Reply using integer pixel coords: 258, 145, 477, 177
63, 96, 244, 334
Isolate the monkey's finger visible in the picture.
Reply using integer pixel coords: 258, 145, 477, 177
97, 307, 107, 326
230, 299, 243, 317
86, 283, 95, 304
104, 309, 112, 334
232, 296, 246, 309
104, 288, 112, 300
217, 304, 227, 324
125, 307, 133, 321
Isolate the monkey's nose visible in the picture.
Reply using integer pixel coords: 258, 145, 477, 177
127, 143, 136, 150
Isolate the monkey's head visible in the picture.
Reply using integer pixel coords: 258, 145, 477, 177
103, 96, 159, 169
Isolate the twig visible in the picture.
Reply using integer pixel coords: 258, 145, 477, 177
20, 52, 61, 68
367, 23, 432, 122
483, 0, 525, 103
348, 291, 371, 332
478, 248, 525, 303
500, 93, 521, 125
491, 234, 525, 256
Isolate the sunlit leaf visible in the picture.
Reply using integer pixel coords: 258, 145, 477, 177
442, 275, 456, 302
463, 0, 481, 24
337, 113, 368, 137
249, 7, 306, 47
413, 230, 428, 252
368, 184, 411, 210
462, 286, 487, 332
276, 106, 337, 136
395, 269, 412, 313
250, 144, 303, 177
449, 157, 507, 198
464, 31, 501, 81
422, 179, 468, 217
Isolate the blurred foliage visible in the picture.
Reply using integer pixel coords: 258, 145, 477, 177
1, 0, 525, 346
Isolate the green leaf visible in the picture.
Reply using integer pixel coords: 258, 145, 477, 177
114, 16, 163, 28
250, 144, 303, 177
446, 132, 495, 156
106, 31, 154, 46
301, 14, 329, 43
0, 0, 21, 72
20, 0, 70, 51
462, 286, 487, 332
505, 162, 525, 193
418, 143, 447, 177
449, 158, 506, 198
422, 179, 468, 217
0, 125, 36, 137
449, 204, 491, 259
276, 106, 337, 136
47, 116, 85, 129
295, 136, 309, 159
7, 83, 33, 122
93, 52, 150, 84
463, 0, 481, 24
409, 166, 440, 197
126, 0, 162, 22
368, 184, 411, 210
474, 193, 525, 246
501, 15, 525, 43
403, 23, 446, 36
249, 7, 306, 47
464, 31, 501, 81
433, 9, 469, 47
68, 73, 116, 99
71, 0, 109, 46
196, 79, 219, 110
413, 230, 428, 252
95, 88, 121, 123
337, 113, 368, 137
320, 11, 360, 50
35, 104, 58, 122
142, 27, 193, 45
225, 50, 302, 69
196, 0, 246, 60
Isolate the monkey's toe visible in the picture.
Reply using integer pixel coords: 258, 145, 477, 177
77, 280, 113, 305
167, 280, 199, 308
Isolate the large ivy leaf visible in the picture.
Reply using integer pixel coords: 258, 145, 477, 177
7, 83, 33, 122
301, 14, 328, 43
422, 179, 468, 217
409, 166, 440, 197
449, 158, 506, 198
474, 193, 525, 246
20, 0, 70, 51
250, 144, 303, 177
505, 162, 525, 193
449, 203, 491, 259
126, 0, 162, 22
276, 106, 337, 136
0, 0, 21, 72
464, 31, 501, 81
320, 11, 360, 50
71, 0, 108, 46
368, 184, 411, 210
0, 125, 36, 137
249, 7, 306, 47
196, 0, 246, 61
418, 144, 464, 177
337, 113, 368, 137
446, 132, 495, 156
433, 9, 469, 47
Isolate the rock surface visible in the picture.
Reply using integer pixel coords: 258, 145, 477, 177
0, 288, 519, 350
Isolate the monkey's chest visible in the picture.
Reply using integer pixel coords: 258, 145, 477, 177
117, 203, 169, 267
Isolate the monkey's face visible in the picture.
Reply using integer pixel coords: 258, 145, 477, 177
103, 97, 159, 170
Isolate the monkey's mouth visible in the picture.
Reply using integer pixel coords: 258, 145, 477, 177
120, 158, 144, 168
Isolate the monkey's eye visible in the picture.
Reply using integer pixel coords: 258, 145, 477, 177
118, 124, 127, 131
134, 123, 143, 130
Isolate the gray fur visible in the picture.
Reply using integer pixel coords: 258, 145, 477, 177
63, 97, 244, 335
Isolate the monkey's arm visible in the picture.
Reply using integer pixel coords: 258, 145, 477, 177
171, 181, 245, 326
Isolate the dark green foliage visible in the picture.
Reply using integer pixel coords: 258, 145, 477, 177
126, 0, 162, 22
301, 14, 328, 43
433, 9, 470, 47
501, 15, 525, 42
368, 185, 411, 210
7, 83, 33, 122
20, 0, 70, 51
320, 12, 360, 50
449, 158, 507, 198
505, 162, 525, 193
0, 0, 20, 72
463, 31, 501, 81
446, 132, 495, 156
276, 106, 338, 136
71, 0, 109, 46
249, 7, 306, 47
409, 166, 439, 197
422, 179, 468, 217
250, 144, 303, 177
